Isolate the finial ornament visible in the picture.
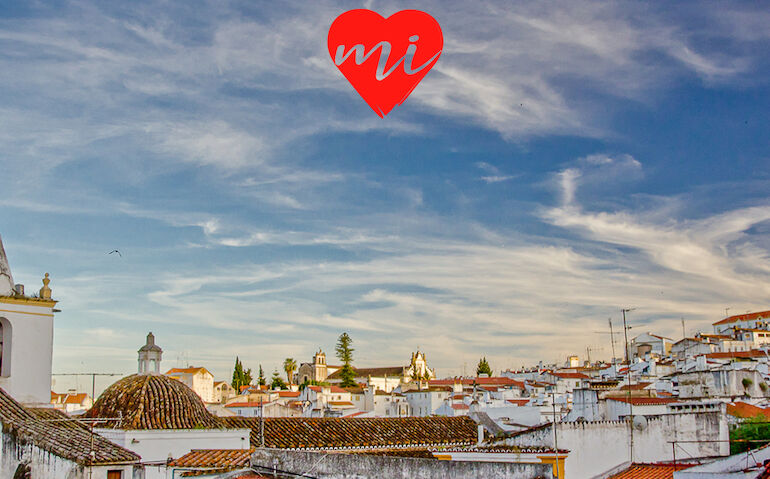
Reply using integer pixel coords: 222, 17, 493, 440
39, 273, 52, 300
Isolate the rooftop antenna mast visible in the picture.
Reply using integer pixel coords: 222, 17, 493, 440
594, 318, 621, 366
621, 308, 636, 463
609, 317, 617, 365
52, 372, 124, 479
681, 317, 686, 339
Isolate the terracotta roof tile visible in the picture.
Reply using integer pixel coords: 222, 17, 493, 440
0, 389, 140, 465
223, 416, 478, 450
168, 448, 254, 468
713, 310, 770, 326
619, 382, 653, 391
606, 397, 679, 406
307, 385, 349, 394
429, 377, 525, 388
706, 350, 766, 359
551, 372, 591, 379
727, 402, 770, 419
84, 374, 225, 430
607, 463, 694, 478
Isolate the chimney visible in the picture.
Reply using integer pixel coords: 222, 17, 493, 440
477, 424, 485, 445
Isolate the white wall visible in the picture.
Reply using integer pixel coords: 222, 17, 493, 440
502, 411, 729, 478
1, 432, 136, 479
0, 300, 55, 405
96, 428, 251, 463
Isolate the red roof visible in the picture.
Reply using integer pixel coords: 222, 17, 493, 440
168, 448, 254, 468
308, 385, 349, 394
507, 399, 530, 406
451, 404, 470, 410
225, 401, 271, 408
607, 397, 679, 406
165, 367, 213, 376
727, 402, 770, 419
706, 350, 766, 359
619, 382, 652, 391
429, 377, 525, 388
608, 463, 694, 478
277, 391, 300, 397
551, 372, 590, 380
713, 310, 770, 326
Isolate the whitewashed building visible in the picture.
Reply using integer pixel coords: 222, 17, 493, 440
0, 235, 57, 406
165, 366, 215, 403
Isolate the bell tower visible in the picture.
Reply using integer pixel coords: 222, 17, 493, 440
0, 234, 58, 405
138, 332, 163, 374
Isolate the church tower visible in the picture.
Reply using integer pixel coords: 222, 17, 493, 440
313, 349, 328, 382
0, 234, 58, 405
138, 332, 163, 374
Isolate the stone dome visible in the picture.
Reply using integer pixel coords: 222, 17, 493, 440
84, 373, 224, 430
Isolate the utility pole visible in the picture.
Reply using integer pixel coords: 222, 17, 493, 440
609, 318, 617, 366
52, 372, 124, 479
622, 308, 635, 463
260, 398, 265, 448
551, 390, 560, 479
594, 318, 621, 366
681, 318, 686, 339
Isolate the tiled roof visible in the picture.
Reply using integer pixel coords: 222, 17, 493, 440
307, 385, 349, 394
551, 372, 590, 379
277, 391, 300, 397
437, 444, 567, 454
706, 350, 766, 359
713, 310, 770, 326
168, 448, 254, 468
619, 382, 652, 391
507, 399, 530, 406
607, 463, 694, 478
429, 377, 525, 388
225, 402, 271, 408
726, 402, 770, 419
0, 389, 139, 465
84, 373, 225, 430
327, 366, 404, 379
181, 469, 268, 478
451, 404, 470, 410
223, 416, 478, 450
328, 401, 355, 406
165, 367, 214, 376
606, 397, 679, 406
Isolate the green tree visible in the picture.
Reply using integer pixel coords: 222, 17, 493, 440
231, 357, 243, 390
335, 332, 357, 388
231, 357, 253, 390
258, 364, 266, 386
730, 415, 770, 454
476, 357, 493, 376
284, 358, 298, 385
271, 369, 287, 390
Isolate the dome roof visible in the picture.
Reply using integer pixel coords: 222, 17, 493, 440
84, 374, 224, 430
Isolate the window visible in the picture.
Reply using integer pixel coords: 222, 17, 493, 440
107, 471, 123, 479
0, 318, 10, 377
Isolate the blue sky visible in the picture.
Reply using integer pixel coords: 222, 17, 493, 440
1, 1, 769, 392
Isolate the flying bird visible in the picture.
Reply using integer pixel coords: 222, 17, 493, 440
107, 250, 122, 257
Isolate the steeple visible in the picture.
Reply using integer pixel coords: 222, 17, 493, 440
138, 332, 163, 374
0, 234, 14, 296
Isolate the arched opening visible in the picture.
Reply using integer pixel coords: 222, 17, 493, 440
0, 317, 11, 377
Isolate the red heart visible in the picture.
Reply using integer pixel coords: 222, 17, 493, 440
328, 9, 443, 118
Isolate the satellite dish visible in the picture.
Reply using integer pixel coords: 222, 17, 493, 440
633, 415, 648, 430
